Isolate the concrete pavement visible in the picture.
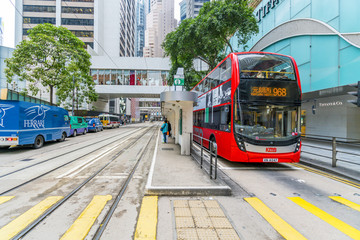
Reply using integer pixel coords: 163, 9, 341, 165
145, 132, 231, 196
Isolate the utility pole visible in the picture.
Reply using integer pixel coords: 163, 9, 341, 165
72, 75, 75, 116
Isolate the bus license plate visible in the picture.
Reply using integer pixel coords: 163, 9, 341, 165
263, 158, 278, 162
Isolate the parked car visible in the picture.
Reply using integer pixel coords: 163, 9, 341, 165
69, 116, 88, 137
85, 117, 103, 132
0, 100, 70, 149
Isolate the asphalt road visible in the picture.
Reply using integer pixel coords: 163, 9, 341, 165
0, 122, 359, 240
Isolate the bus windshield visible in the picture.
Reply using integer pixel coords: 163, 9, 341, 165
234, 103, 300, 142
238, 53, 296, 81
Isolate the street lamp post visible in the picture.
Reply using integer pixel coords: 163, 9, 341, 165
72, 75, 75, 116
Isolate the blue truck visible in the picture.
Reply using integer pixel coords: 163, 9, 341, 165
0, 100, 70, 149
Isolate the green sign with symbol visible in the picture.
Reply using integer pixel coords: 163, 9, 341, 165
174, 77, 184, 86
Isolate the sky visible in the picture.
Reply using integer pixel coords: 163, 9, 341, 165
0, 0, 181, 49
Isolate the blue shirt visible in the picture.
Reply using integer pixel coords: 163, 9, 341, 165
161, 123, 168, 133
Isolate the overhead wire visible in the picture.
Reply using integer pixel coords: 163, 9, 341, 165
8, 0, 120, 69
62, 1, 121, 69
8, 0, 32, 30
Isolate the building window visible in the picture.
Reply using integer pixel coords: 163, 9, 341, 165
91, 69, 98, 84
23, 29, 31, 36
71, 30, 94, 37
85, 42, 94, 49
91, 69, 169, 86
61, 18, 94, 25
62, 7, 94, 14
23, 5, 56, 12
63, 0, 94, 2
23, 17, 56, 24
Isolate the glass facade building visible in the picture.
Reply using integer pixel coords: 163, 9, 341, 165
91, 69, 168, 86
135, 0, 145, 57
232, 0, 360, 93
0, 46, 25, 91
230, 0, 360, 139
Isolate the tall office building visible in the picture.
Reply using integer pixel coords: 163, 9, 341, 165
0, 18, 3, 46
15, 0, 137, 57
143, 0, 177, 58
16, 0, 95, 49
135, 0, 145, 57
119, 0, 135, 56
186, 0, 209, 19
179, 0, 186, 22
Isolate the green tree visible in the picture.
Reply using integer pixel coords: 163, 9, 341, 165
5, 23, 97, 105
162, 0, 258, 89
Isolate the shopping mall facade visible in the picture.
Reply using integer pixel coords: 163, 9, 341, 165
230, 0, 360, 139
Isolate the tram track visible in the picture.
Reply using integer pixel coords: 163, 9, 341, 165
0, 126, 148, 196
0, 127, 142, 180
9, 126, 157, 240
2, 125, 131, 160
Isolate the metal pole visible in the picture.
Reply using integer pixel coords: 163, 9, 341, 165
214, 144, 217, 179
210, 140, 213, 179
72, 75, 75, 116
332, 137, 337, 167
200, 137, 203, 169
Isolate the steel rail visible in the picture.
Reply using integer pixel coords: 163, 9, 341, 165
2, 124, 129, 161
0, 128, 138, 179
11, 126, 156, 240
0, 128, 144, 196
92, 127, 157, 240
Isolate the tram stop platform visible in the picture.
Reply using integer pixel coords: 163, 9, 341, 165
145, 131, 231, 196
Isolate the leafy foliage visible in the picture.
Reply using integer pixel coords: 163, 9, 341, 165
5, 23, 97, 105
162, 0, 258, 89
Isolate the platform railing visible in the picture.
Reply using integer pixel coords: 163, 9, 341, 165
190, 133, 218, 179
301, 134, 360, 167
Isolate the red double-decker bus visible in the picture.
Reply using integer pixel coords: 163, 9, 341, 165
191, 52, 302, 163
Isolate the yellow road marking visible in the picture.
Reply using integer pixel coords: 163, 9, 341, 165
291, 163, 360, 189
134, 196, 158, 240
0, 196, 15, 205
289, 197, 360, 239
244, 197, 306, 240
61, 195, 112, 240
0, 196, 63, 240
329, 196, 360, 212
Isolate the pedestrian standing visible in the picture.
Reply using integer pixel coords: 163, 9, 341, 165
167, 121, 172, 137
160, 120, 168, 143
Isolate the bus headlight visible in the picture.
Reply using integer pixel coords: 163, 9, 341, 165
240, 141, 246, 152
294, 139, 301, 153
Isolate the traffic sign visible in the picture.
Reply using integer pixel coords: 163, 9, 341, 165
174, 77, 184, 86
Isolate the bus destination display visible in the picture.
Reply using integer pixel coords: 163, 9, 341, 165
251, 86, 287, 97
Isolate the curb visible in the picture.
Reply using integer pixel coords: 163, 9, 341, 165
145, 186, 232, 196
300, 158, 360, 184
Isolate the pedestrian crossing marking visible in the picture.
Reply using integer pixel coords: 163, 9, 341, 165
60, 195, 112, 240
329, 196, 360, 212
288, 197, 360, 239
244, 197, 306, 240
0, 196, 63, 240
134, 196, 158, 240
0, 196, 14, 205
